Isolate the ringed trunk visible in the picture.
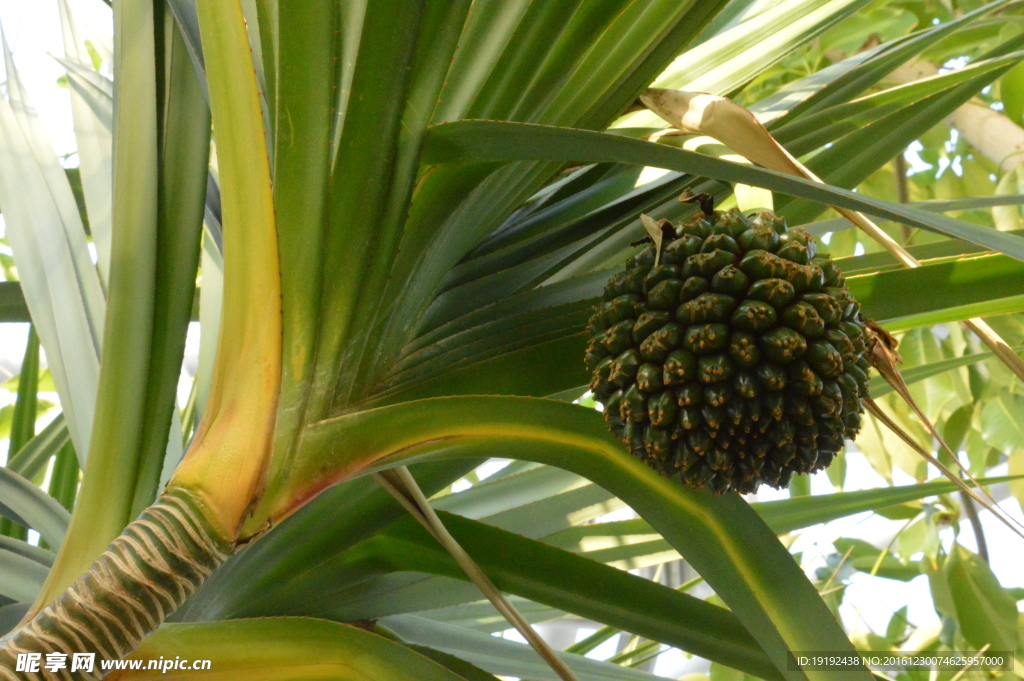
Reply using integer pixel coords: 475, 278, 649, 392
0, 491, 231, 680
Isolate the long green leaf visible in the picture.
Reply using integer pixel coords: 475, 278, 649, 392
128, 14, 210, 518
46, 441, 79, 513
412, 513, 767, 675
243, 513, 775, 678
778, 50, 1023, 223
776, 53, 1021, 155
0, 466, 70, 549
422, 120, 1024, 260
41, 0, 161, 605
463, 0, 589, 122
753, 474, 1024, 534
0, 325, 42, 540
9, 326, 38, 459
5, 414, 70, 481
433, 465, 588, 519
298, 396, 868, 681
260, 0, 338, 516
0, 25, 104, 464
806, 198, 1024, 239
58, 0, 114, 285
655, 0, 868, 96
847, 253, 1024, 326
0, 535, 54, 567
369, 0, 729, 391
304, 0, 426, 420
341, 0, 477, 406
0, 548, 48, 603
383, 615, 665, 681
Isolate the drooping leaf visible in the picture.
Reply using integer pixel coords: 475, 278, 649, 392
382, 614, 669, 681
0, 548, 48, 603
421, 120, 1024, 260
0, 25, 104, 464
247, 512, 775, 678
296, 396, 869, 681
0, 466, 70, 549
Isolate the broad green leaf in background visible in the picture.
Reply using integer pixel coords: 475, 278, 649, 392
1000, 59, 1024, 125
944, 543, 1019, 652
980, 392, 1024, 453
845, 253, 1024, 330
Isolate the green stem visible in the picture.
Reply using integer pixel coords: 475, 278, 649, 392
0, 489, 230, 679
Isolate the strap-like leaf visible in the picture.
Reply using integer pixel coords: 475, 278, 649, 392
422, 120, 1024, 260
5, 414, 70, 481
0, 25, 104, 464
296, 396, 869, 681
383, 615, 676, 681
0, 548, 48, 603
0, 467, 70, 549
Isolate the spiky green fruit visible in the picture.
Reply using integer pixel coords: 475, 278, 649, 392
585, 209, 870, 494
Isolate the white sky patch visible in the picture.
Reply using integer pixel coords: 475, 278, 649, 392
634, 166, 671, 188
903, 141, 933, 175
450, 478, 473, 494
0, 0, 112, 157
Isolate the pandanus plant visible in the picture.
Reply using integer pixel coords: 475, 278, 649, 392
2, 0, 1024, 679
